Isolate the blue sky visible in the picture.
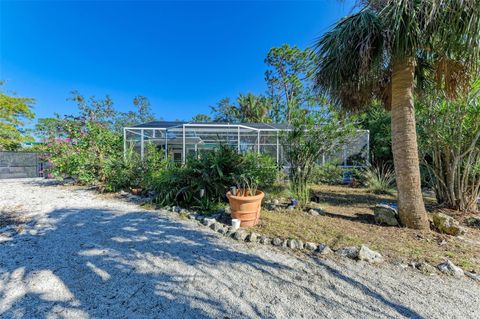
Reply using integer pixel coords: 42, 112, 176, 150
1, 1, 354, 122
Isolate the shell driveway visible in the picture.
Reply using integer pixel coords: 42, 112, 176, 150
0, 179, 479, 319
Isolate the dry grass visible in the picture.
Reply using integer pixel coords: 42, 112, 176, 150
253, 184, 480, 272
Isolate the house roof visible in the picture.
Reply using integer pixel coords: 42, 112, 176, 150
131, 121, 289, 131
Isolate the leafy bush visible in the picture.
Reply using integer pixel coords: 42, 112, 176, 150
417, 80, 480, 212
309, 162, 343, 185
241, 152, 277, 189
152, 145, 278, 210
363, 163, 396, 195
45, 122, 122, 186
282, 107, 355, 205
104, 142, 169, 193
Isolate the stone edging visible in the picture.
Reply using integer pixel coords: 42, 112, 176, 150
158, 206, 480, 283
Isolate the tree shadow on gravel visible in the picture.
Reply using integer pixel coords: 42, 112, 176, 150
0, 205, 427, 319
0, 207, 292, 318
309, 257, 426, 319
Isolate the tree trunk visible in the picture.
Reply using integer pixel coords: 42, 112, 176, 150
390, 58, 429, 230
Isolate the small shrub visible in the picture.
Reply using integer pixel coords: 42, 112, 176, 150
282, 107, 356, 205
152, 164, 195, 206
103, 143, 168, 193
363, 163, 396, 195
242, 152, 277, 190
152, 145, 278, 210
309, 162, 343, 185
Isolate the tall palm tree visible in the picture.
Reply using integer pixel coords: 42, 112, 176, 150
314, 0, 480, 229
237, 93, 272, 123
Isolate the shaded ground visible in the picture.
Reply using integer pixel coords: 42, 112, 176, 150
0, 179, 479, 319
255, 184, 480, 272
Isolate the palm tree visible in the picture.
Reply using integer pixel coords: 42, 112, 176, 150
314, 0, 479, 229
237, 93, 272, 123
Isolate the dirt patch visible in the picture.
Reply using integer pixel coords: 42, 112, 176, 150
0, 205, 30, 233
254, 184, 480, 272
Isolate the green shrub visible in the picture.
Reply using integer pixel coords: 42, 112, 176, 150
152, 145, 278, 210
104, 143, 169, 193
46, 122, 122, 187
363, 163, 396, 195
309, 162, 344, 185
242, 152, 278, 190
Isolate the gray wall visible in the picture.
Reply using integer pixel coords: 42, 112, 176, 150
0, 152, 41, 179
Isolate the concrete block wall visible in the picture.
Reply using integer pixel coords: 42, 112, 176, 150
0, 152, 40, 179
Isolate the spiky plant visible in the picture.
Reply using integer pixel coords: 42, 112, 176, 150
363, 163, 396, 195
314, 0, 480, 229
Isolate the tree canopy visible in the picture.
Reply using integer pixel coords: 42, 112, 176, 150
314, 0, 480, 111
0, 84, 35, 150
210, 44, 324, 124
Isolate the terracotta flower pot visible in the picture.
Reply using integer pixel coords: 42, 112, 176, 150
131, 188, 142, 195
227, 190, 264, 228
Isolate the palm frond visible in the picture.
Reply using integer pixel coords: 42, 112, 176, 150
314, 0, 480, 109
313, 8, 387, 111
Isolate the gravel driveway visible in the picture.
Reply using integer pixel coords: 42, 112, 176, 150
0, 179, 479, 319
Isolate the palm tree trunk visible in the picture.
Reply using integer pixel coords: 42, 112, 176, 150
390, 58, 429, 230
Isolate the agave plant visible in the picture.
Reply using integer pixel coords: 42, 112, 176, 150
363, 163, 396, 195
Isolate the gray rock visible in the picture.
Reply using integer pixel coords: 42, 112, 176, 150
217, 226, 227, 235
308, 208, 325, 216
247, 232, 259, 242
273, 199, 280, 206
335, 246, 359, 259
119, 190, 129, 197
287, 239, 298, 249
188, 214, 197, 220
437, 260, 464, 277
297, 240, 304, 250
415, 262, 437, 275
465, 216, 480, 229
265, 203, 277, 211
357, 245, 383, 263
210, 213, 222, 220
259, 236, 271, 245
308, 209, 319, 216
179, 208, 189, 214
432, 213, 465, 236
465, 272, 480, 282
202, 218, 216, 227
287, 205, 295, 211
305, 242, 317, 251
317, 243, 333, 255
374, 204, 399, 226
225, 227, 236, 237
233, 230, 248, 241
272, 237, 283, 246
209, 222, 222, 232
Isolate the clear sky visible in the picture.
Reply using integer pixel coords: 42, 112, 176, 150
1, 0, 354, 122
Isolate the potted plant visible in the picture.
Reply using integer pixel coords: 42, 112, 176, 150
226, 175, 264, 227
130, 187, 142, 195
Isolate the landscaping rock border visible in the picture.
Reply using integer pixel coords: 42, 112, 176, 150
160, 206, 478, 281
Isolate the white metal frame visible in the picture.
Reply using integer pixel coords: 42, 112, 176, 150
123, 123, 369, 167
